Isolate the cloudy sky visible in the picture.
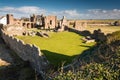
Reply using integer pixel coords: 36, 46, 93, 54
0, 0, 120, 19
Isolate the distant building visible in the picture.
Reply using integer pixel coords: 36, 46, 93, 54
0, 16, 7, 25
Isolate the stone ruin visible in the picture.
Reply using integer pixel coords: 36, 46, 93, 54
82, 36, 95, 43
0, 26, 50, 79
2, 25, 26, 36
0, 13, 113, 79
23, 30, 36, 36
6, 14, 88, 33
1, 24, 50, 38
73, 21, 87, 31
6, 14, 57, 29
58, 16, 68, 31
22, 29, 49, 38
36, 31, 49, 38
7, 14, 35, 28
55, 16, 68, 32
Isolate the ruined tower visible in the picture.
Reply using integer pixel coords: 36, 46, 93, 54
6, 14, 14, 25
58, 16, 68, 31
44, 16, 57, 29
30, 14, 36, 22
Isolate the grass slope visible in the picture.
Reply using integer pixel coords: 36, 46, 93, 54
17, 31, 95, 66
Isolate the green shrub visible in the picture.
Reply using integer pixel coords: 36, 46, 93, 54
107, 31, 120, 44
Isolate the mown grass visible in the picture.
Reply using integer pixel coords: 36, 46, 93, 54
17, 31, 95, 66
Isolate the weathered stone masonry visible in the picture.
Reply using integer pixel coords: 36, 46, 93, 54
0, 29, 49, 78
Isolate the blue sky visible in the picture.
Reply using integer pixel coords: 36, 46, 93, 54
0, 0, 120, 19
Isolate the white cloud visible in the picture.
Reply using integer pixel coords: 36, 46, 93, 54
88, 9, 101, 14
0, 6, 120, 19
62, 10, 80, 16
50, 9, 81, 19
87, 9, 120, 19
113, 9, 120, 12
0, 6, 46, 18
52, 9, 120, 19
17, 6, 45, 14
102, 10, 107, 13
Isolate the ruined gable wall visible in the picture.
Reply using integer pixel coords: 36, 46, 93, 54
6, 14, 14, 25
45, 16, 57, 29
1, 30, 49, 77
74, 21, 87, 31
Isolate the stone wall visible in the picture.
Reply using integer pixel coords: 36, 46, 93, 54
2, 25, 26, 36
67, 27, 81, 34
67, 27, 106, 41
74, 21, 87, 31
44, 16, 57, 29
67, 27, 91, 37
1, 29, 49, 78
0, 24, 3, 35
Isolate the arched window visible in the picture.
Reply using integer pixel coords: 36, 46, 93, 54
23, 23, 26, 26
50, 20, 52, 25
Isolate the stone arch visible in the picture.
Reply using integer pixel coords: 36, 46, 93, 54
50, 20, 52, 25
23, 23, 26, 27
31, 23, 34, 28
27, 23, 31, 28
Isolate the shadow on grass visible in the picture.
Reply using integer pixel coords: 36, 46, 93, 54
41, 44, 96, 68
41, 50, 77, 67
41, 44, 96, 71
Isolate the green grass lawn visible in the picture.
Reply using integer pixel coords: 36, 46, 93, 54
17, 31, 95, 66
